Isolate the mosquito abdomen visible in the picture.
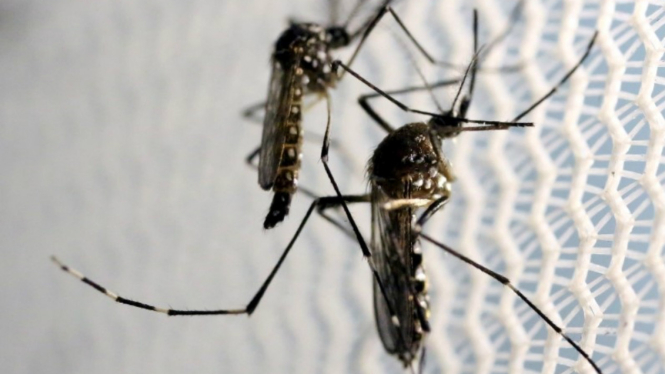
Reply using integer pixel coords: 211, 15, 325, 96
264, 159, 300, 228
264, 121, 302, 229
264, 191, 293, 229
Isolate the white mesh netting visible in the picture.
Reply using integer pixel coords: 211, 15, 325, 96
1, 0, 663, 373
403, 1, 665, 373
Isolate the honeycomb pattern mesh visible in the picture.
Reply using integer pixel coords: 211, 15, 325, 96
1, 0, 662, 373
413, 1, 664, 373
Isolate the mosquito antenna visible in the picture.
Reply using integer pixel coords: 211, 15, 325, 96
449, 46, 484, 114
417, 233, 602, 374
466, 9, 479, 109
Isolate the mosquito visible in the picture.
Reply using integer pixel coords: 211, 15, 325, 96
241, 0, 399, 229
323, 15, 601, 372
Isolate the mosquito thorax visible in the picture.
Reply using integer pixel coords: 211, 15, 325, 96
273, 23, 338, 92
369, 123, 451, 199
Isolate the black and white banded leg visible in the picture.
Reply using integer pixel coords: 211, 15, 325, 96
52, 194, 373, 317
52, 256, 247, 316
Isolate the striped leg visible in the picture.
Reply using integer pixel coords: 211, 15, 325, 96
51, 256, 246, 316
52, 194, 371, 317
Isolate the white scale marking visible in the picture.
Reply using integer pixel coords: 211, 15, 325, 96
415, 267, 426, 282
70, 268, 84, 279
106, 290, 119, 299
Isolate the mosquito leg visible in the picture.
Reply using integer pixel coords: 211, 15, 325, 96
382, 5, 455, 69
52, 256, 243, 316
297, 95, 341, 147
52, 194, 350, 317
320, 91, 333, 162
245, 135, 342, 171
338, 7, 592, 131
342, 0, 394, 70
364, 4, 523, 73
246, 145, 262, 169
417, 347, 427, 374
333, 60, 419, 115
316, 194, 371, 211
319, 118, 423, 374
242, 101, 266, 124
313, 92, 368, 224
316, 93, 370, 208
346, 3, 524, 73
302, 132, 342, 152
411, 30, 597, 131
415, 234, 602, 374
333, 60, 534, 129
382, 4, 525, 72
358, 79, 462, 134
319, 133, 413, 360
512, 31, 598, 122
405, 194, 603, 374
414, 195, 449, 231
315, 194, 371, 241
338, 0, 371, 31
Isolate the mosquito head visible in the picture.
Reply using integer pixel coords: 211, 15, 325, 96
428, 112, 463, 140
326, 26, 350, 48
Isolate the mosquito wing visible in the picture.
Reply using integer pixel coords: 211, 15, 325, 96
370, 183, 420, 359
258, 58, 301, 190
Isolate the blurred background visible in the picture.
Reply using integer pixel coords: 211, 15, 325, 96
1, 0, 663, 373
